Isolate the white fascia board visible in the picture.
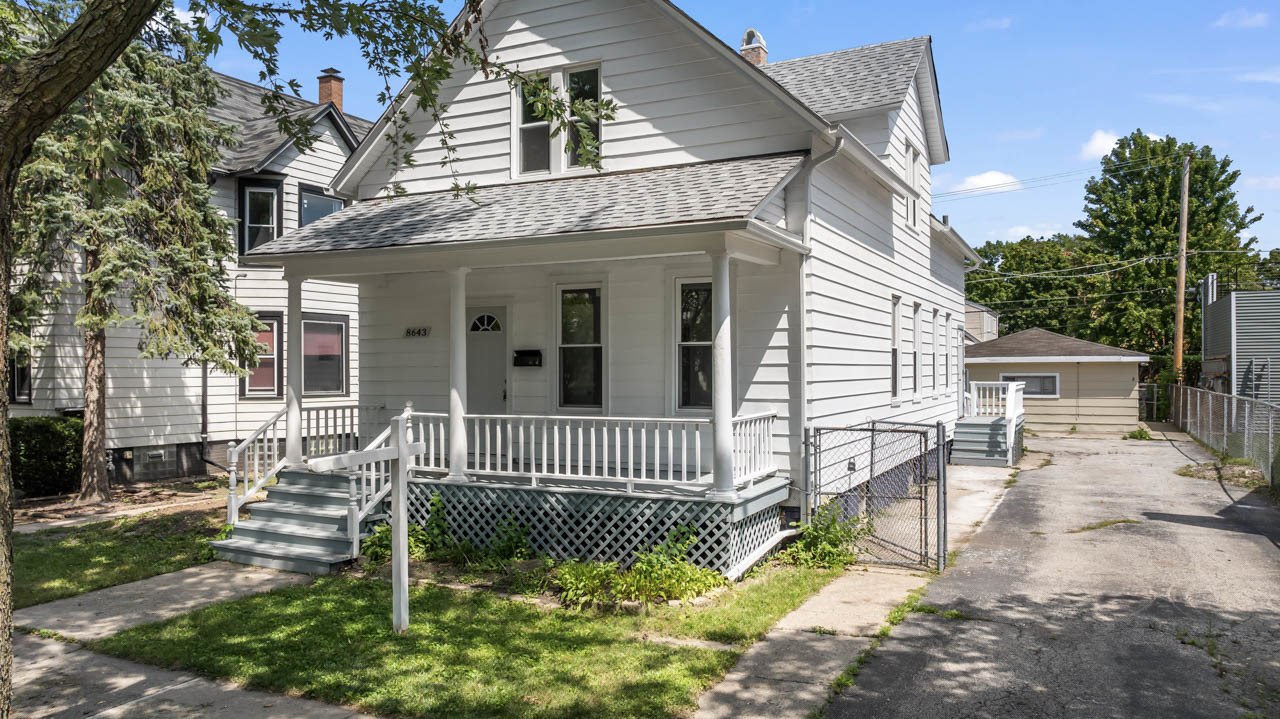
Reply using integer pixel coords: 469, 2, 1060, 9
930, 215, 982, 265
965, 355, 1150, 364
832, 126, 916, 198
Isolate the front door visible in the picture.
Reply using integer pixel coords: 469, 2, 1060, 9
466, 306, 507, 415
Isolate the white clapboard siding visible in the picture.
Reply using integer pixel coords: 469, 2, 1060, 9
354, 0, 811, 198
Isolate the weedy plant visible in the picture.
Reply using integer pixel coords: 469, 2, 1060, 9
777, 501, 870, 568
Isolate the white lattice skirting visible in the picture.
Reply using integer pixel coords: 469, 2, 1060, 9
404, 480, 787, 574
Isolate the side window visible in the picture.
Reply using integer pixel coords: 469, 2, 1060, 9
911, 302, 921, 396
300, 186, 344, 227
518, 76, 551, 174
8, 356, 31, 404
566, 67, 601, 168
242, 313, 282, 398
890, 295, 901, 399
559, 286, 603, 409
243, 185, 279, 252
676, 280, 712, 410
302, 314, 349, 396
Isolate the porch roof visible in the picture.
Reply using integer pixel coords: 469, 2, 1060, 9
247, 152, 807, 257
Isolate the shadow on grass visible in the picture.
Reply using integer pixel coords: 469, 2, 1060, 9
91, 576, 739, 719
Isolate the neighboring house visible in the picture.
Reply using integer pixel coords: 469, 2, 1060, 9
1199, 273, 1278, 403
965, 328, 1149, 434
211, 0, 981, 575
8, 69, 372, 484
965, 300, 999, 344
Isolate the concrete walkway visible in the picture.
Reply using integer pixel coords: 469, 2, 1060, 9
827, 436, 1280, 719
13, 562, 369, 717
695, 459, 1021, 718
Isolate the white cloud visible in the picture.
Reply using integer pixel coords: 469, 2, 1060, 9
1245, 175, 1280, 190
996, 128, 1044, 141
172, 7, 199, 24
1237, 67, 1280, 84
1144, 93, 1231, 112
966, 16, 1013, 31
1213, 9, 1269, 28
1005, 223, 1063, 241
1079, 130, 1119, 160
1147, 132, 1163, 141
952, 170, 1021, 194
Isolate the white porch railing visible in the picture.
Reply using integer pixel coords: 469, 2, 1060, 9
732, 411, 778, 485
963, 381, 1025, 465
226, 404, 361, 525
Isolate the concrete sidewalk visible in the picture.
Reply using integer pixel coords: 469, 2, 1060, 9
13, 561, 365, 717
695, 457, 1023, 718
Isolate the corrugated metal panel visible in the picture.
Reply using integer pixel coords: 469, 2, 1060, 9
1233, 291, 1280, 405
1202, 294, 1233, 359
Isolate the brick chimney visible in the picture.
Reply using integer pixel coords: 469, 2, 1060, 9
740, 28, 767, 66
318, 67, 343, 112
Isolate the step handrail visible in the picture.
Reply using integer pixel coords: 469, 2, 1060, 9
226, 407, 287, 526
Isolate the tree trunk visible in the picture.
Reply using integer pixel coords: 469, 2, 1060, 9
77, 302, 109, 504
0, 167, 16, 719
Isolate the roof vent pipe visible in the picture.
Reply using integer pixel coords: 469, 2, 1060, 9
740, 28, 767, 66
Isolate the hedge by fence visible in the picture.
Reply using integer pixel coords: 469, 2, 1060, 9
11, 416, 82, 499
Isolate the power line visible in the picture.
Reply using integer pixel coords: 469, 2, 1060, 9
933, 155, 1188, 203
967, 250, 1258, 284
973, 287, 1175, 307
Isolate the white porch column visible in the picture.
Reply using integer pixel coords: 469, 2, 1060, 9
446, 267, 470, 481
284, 273, 305, 466
708, 251, 738, 501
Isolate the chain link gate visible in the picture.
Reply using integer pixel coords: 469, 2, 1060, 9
804, 421, 948, 571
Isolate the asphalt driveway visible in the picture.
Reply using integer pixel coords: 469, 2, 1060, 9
829, 435, 1280, 719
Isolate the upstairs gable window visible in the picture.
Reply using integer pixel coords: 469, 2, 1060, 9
300, 185, 344, 227
515, 66, 603, 177
239, 179, 282, 254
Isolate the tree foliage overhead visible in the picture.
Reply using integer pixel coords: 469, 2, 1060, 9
968, 130, 1267, 377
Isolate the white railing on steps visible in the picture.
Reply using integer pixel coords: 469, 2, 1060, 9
962, 381, 1025, 465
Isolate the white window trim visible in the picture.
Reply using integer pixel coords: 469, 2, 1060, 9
944, 313, 953, 394
245, 317, 281, 397
672, 276, 714, 416
930, 308, 940, 398
912, 302, 922, 402
512, 64, 604, 180
243, 186, 278, 253
552, 279, 608, 414
301, 316, 348, 396
1000, 372, 1061, 400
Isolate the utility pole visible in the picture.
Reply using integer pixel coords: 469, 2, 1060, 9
1173, 154, 1190, 384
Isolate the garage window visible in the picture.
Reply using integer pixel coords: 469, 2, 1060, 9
1001, 373, 1059, 399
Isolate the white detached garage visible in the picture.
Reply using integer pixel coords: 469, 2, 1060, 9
965, 328, 1149, 434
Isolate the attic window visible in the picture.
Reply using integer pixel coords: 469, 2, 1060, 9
519, 77, 551, 174
567, 68, 601, 168
244, 186, 279, 252
514, 66, 604, 177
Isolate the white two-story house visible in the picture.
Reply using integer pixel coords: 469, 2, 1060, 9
211, 0, 980, 576
11, 70, 371, 484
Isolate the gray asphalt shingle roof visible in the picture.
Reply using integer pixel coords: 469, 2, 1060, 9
966, 328, 1149, 360
247, 152, 807, 256
211, 71, 374, 174
761, 37, 929, 118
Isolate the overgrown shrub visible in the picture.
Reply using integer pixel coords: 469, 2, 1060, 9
361, 523, 439, 564
777, 501, 870, 568
489, 513, 531, 561
556, 559, 619, 607
11, 416, 83, 498
613, 526, 725, 602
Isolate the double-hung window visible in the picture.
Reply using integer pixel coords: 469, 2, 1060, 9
243, 313, 282, 398
676, 280, 712, 410
7, 356, 31, 404
911, 302, 921, 397
905, 142, 920, 229
518, 76, 552, 174
890, 295, 901, 399
943, 313, 952, 390
566, 67, 601, 168
300, 185, 344, 227
242, 185, 279, 253
932, 309, 941, 394
558, 286, 603, 409
516, 66, 603, 176
302, 313, 348, 396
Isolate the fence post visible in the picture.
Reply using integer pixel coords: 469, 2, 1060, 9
937, 421, 947, 572
801, 427, 812, 524
391, 410, 410, 634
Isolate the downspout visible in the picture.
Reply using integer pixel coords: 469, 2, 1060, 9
796, 136, 843, 522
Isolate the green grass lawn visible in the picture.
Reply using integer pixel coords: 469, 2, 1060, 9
14, 508, 225, 609
92, 565, 841, 718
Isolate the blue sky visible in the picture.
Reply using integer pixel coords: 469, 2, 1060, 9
205, 0, 1280, 251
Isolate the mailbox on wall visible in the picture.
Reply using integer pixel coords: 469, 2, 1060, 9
513, 349, 542, 367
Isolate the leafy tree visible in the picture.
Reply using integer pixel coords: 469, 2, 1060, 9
0, 0, 617, 710
968, 130, 1264, 380
13, 13, 261, 504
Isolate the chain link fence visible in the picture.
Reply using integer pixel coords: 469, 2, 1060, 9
805, 421, 947, 571
1168, 384, 1279, 489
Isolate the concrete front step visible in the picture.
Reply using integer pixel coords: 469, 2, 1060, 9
211, 537, 351, 575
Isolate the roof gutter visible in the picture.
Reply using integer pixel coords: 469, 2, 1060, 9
831, 125, 917, 198
929, 214, 982, 265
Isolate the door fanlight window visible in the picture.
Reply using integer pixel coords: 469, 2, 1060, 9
470, 314, 502, 333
